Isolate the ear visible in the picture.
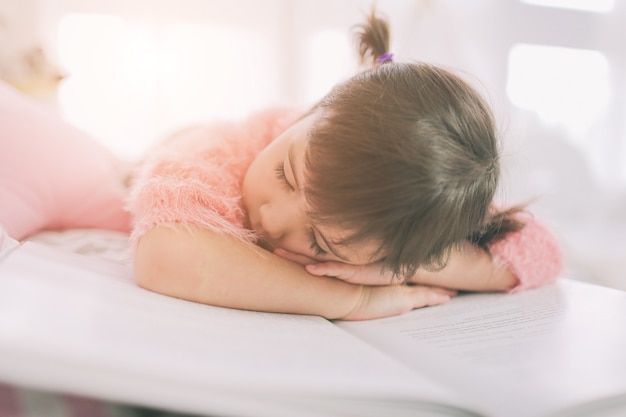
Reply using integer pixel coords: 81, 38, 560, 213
0, 80, 131, 240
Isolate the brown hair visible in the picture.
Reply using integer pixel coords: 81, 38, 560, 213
304, 10, 524, 278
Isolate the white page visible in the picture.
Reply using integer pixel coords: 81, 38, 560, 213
338, 280, 626, 417
0, 242, 471, 417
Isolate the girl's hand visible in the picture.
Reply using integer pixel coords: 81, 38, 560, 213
341, 284, 456, 321
306, 260, 401, 286
273, 248, 317, 267
273, 247, 456, 320
295, 242, 518, 293
275, 248, 400, 285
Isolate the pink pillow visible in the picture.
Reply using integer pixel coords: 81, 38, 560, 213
0, 81, 131, 240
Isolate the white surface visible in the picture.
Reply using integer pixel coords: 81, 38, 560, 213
0, 242, 462, 417
0, 226, 19, 257
340, 280, 626, 417
0, 241, 625, 417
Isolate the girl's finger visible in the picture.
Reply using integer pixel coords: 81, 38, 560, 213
428, 286, 458, 298
273, 248, 316, 266
306, 262, 395, 285
406, 282, 458, 298
413, 286, 453, 306
305, 262, 355, 278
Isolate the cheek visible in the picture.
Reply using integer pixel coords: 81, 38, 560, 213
242, 162, 263, 216
242, 152, 277, 215
279, 234, 316, 259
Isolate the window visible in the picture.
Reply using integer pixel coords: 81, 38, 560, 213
520, 0, 614, 13
506, 43, 609, 136
508, 0, 625, 185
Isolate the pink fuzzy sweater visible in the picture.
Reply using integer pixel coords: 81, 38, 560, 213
126, 108, 563, 292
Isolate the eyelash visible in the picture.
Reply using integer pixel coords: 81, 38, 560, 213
308, 229, 327, 256
274, 162, 293, 191
274, 162, 325, 257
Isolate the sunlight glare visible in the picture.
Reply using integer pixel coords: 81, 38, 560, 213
308, 30, 351, 102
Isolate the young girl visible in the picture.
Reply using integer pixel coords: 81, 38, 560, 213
126, 11, 563, 321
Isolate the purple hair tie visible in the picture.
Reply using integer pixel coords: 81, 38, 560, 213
376, 53, 394, 64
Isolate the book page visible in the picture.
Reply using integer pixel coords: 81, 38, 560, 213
0, 242, 470, 417
337, 280, 626, 417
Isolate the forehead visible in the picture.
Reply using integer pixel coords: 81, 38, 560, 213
287, 114, 315, 153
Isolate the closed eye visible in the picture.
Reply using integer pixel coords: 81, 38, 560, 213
274, 162, 294, 191
307, 229, 327, 256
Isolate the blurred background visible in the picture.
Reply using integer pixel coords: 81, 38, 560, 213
1, 0, 625, 290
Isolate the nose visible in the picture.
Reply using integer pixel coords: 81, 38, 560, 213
259, 200, 304, 242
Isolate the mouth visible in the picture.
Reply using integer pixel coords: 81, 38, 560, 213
244, 208, 277, 252
249, 222, 276, 252
256, 236, 276, 252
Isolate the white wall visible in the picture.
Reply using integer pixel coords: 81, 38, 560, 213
2, 0, 625, 289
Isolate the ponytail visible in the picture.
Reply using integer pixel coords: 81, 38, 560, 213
470, 205, 527, 249
353, 9, 391, 68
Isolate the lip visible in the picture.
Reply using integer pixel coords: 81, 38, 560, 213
249, 222, 276, 252
246, 207, 278, 252
256, 235, 276, 252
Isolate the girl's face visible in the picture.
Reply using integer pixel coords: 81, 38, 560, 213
242, 112, 381, 265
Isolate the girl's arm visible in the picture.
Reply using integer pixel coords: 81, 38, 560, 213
408, 242, 518, 291
303, 242, 516, 291
302, 214, 563, 293
134, 224, 454, 321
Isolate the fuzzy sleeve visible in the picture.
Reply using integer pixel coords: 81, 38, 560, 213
487, 212, 564, 293
127, 142, 255, 245
126, 108, 299, 246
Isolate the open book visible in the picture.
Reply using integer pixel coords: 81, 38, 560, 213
0, 241, 625, 417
